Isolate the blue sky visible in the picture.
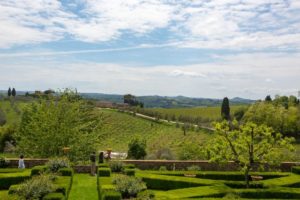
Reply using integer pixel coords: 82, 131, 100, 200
0, 0, 300, 99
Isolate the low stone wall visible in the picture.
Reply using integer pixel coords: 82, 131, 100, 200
6, 158, 300, 172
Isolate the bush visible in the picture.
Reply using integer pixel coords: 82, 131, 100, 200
292, 166, 300, 174
58, 168, 73, 177
127, 138, 147, 159
155, 148, 174, 160
159, 166, 167, 171
124, 169, 135, 176
113, 175, 147, 198
15, 174, 55, 199
124, 164, 135, 169
8, 184, 19, 194
137, 190, 155, 200
187, 165, 201, 171
43, 192, 65, 200
109, 161, 124, 172
98, 163, 109, 168
101, 190, 122, 200
98, 168, 111, 177
31, 165, 48, 176
0, 157, 9, 168
0, 174, 30, 189
47, 158, 70, 173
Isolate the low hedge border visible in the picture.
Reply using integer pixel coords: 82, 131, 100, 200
31, 165, 48, 176
58, 168, 74, 177
53, 176, 73, 199
291, 166, 300, 175
123, 164, 135, 169
0, 168, 25, 173
98, 168, 111, 177
0, 174, 30, 190
43, 192, 65, 200
97, 176, 121, 200
124, 169, 135, 176
98, 164, 109, 168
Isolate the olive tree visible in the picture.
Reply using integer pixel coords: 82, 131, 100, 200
207, 121, 294, 188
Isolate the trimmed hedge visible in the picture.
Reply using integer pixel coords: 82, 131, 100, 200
8, 184, 19, 194
235, 188, 300, 199
124, 164, 135, 169
31, 165, 48, 176
43, 192, 65, 200
291, 166, 300, 175
0, 174, 30, 189
0, 168, 24, 173
98, 163, 109, 168
124, 169, 135, 176
224, 181, 264, 189
98, 168, 111, 177
101, 190, 121, 200
53, 176, 73, 199
58, 168, 74, 177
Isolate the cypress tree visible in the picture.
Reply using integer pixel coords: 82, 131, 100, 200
221, 97, 230, 120
7, 87, 11, 97
12, 88, 16, 97
265, 95, 272, 102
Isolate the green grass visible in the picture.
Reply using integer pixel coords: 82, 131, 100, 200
0, 99, 27, 125
147, 105, 247, 121
97, 109, 212, 157
68, 174, 98, 200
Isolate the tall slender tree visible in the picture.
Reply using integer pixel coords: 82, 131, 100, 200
221, 97, 230, 120
12, 88, 16, 97
7, 87, 11, 97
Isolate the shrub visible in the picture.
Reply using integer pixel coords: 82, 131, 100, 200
43, 192, 65, 200
113, 175, 147, 198
109, 161, 124, 172
292, 166, 300, 174
58, 168, 73, 177
187, 165, 201, 171
8, 184, 19, 194
98, 163, 109, 168
101, 190, 122, 200
47, 158, 70, 173
0, 156, 9, 168
155, 148, 174, 160
159, 166, 167, 171
124, 169, 135, 176
98, 168, 111, 177
127, 138, 147, 159
124, 164, 135, 169
31, 165, 48, 176
137, 190, 155, 200
15, 174, 55, 199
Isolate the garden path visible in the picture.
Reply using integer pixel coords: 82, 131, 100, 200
69, 174, 98, 200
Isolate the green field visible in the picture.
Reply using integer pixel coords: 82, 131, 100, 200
147, 105, 247, 121
96, 109, 212, 158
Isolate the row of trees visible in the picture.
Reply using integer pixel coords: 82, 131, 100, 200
7, 87, 16, 97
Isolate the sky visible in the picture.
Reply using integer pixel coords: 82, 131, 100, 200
0, 0, 300, 99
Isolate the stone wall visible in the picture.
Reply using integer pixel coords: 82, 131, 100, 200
7, 159, 300, 172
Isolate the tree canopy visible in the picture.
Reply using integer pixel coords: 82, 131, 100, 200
16, 89, 103, 161
207, 121, 295, 187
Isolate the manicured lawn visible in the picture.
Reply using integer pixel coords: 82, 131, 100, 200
69, 174, 98, 200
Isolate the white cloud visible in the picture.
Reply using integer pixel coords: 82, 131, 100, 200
170, 70, 206, 78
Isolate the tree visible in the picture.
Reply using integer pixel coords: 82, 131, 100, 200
16, 89, 103, 161
207, 121, 294, 188
221, 97, 230, 120
265, 95, 272, 102
11, 88, 16, 97
127, 138, 147, 159
7, 88, 11, 97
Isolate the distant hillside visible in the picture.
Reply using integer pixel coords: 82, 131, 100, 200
0, 90, 255, 108
81, 93, 255, 108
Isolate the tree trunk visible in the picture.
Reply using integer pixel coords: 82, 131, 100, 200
245, 167, 250, 188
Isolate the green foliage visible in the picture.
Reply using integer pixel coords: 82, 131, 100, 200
187, 165, 201, 171
98, 163, 109, 168
207, 121, 295, 187
124, 169, 135, 176
127, 138, 147, 159
16, 89, 103, 161
58, 168, 74, 177
124, 164, 135, 169
0, 108, 6, 126
291, 166, 300, 174
137, 190, 155, 200
42, 192, 65, 200
31, 165, 48, 176
0, 156, 9, 168
98, 168, 111, 177
0, 125, 16, 153
101, 190, 122, 200
113, 175, 146, 198
15, 174, 55, 200
108, 161, 124, 172
178, 142, 206, 160
224, 181, 264, 189
221, 97, 230, 120
159, 166, 167, 171
0, 170, 30, 189
47, 158, 70, 173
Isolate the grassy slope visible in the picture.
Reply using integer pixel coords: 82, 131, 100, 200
69, 174, 98, 200
96, 109, 212, 156
0, 99, 26, 125
147, 105, 247, 121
